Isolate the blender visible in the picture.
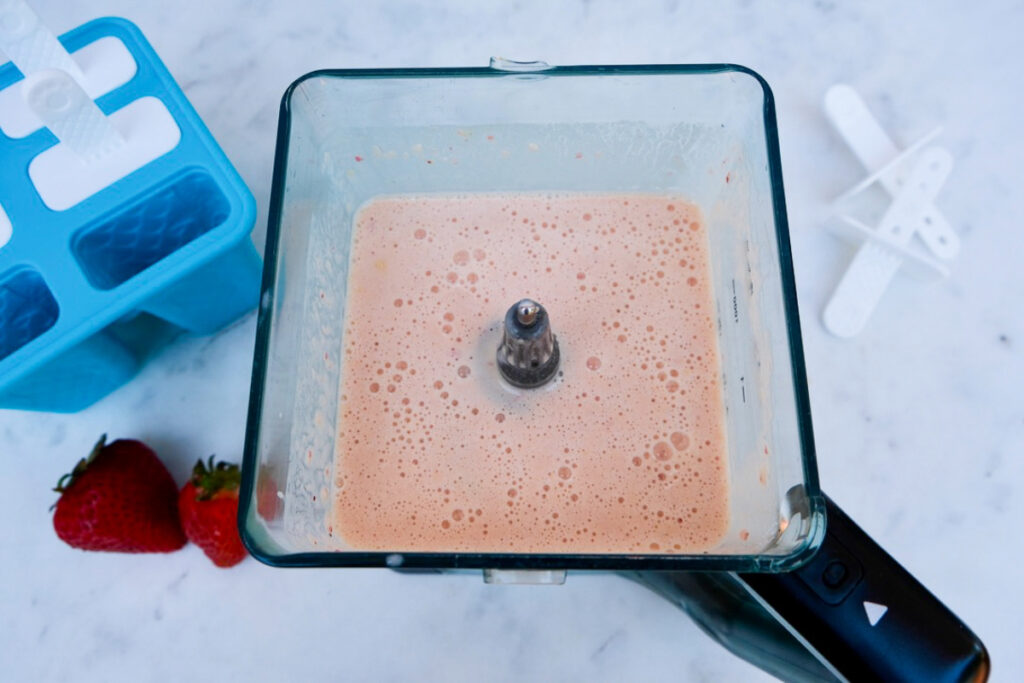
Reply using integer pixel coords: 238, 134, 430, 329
239, 61, 988, 681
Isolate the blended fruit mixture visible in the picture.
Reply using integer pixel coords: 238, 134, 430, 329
331, 194, 728, 553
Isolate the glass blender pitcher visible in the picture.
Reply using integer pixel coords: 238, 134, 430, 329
239, 61, 988, 682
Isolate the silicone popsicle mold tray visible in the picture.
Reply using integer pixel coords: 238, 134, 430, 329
0, 17, 260, 412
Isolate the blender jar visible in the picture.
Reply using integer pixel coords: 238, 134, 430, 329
240, 62, 823, 570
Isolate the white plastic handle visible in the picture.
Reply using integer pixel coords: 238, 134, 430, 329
0, 0, 85, 82
21, 68, 123, 163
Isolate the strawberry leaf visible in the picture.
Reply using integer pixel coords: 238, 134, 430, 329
190, 456, 241, 501
53, 434, 106, 494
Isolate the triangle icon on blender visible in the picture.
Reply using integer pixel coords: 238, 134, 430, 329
863, 601, 888, 626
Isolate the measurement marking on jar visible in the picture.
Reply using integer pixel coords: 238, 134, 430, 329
732, 278, 739, 323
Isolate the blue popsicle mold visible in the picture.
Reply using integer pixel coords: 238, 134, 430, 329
0, 18, 261, 412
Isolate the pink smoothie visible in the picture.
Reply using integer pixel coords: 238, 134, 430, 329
331, 194, 728, 553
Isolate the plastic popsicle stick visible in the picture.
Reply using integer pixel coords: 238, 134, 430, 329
823, 147, 953, 337
0, 37, 139, 139
0, 0, 85, 82
21, 68, 123, 163
831, 215, 949, 280
830, 131, 959, 262
824, 84, 959, 260
913, 206, 959, 261
0, 202, 11, 250
832, 126, 942, 204
825, 84, 906, 192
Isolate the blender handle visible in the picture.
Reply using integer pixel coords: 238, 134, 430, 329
628, 495, 989, 682
737, 495, 989, 682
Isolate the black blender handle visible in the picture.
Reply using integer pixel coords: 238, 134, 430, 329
735, 495, 989, 682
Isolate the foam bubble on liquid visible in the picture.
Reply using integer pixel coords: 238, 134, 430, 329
332, 194, 728, 553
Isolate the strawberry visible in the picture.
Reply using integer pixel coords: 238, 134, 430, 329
178, 456, 247, 568
255, 465, 282, 521
52, 435, 186, 553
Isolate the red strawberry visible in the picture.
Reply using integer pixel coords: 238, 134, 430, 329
52, 435, 186, 553
255, 466, 282, 521
178, 457, 247, 568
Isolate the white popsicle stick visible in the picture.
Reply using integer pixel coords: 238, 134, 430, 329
831, 215, 949, 280
0, 0, 85, 82
824, 84, 959, 260
832, 126, 942, 204
21, 68, 123, 163
28, 95, 181, 210
823, 147, 953, 337
0, 36, 138, 139
0, 202, 11, 250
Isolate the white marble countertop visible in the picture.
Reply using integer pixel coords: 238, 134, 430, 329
2, 0, 1022, 680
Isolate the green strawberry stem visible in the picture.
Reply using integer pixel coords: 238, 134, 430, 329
191, 455, 241, 501
53, 434, 107, 494
50, 434, 108, 511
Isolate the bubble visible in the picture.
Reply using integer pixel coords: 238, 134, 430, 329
495, 413, 505, 423
393, 299, 403, 307
453, 250, 470, 265
558, 466, 572, 480
457, 365, 471, 378
414, 229, 426, 239
687, 277, 698, 286
586, 356, 601, 371
653, 442, 672, 461
671, 432, 690, 451
508, 488, 517, 498
452, 509, 464, 521
446, 272, 458, 283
